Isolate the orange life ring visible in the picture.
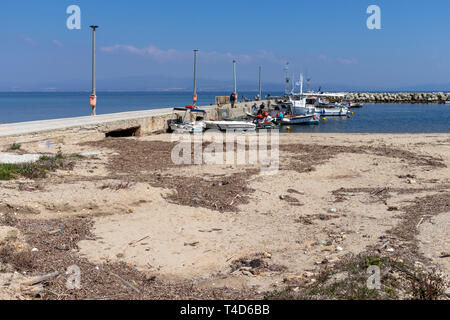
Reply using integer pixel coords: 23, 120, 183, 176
89, 94, 97, 107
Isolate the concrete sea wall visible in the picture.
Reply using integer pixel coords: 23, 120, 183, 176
0, 101, 265, 147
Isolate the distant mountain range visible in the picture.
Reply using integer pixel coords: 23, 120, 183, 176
0, 74, 448, 92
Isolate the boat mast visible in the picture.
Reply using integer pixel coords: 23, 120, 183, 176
300, 74, 303, 95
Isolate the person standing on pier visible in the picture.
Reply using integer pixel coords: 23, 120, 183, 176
230, 92, 236, 108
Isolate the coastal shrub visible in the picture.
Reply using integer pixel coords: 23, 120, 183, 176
9, 143, 21, 150
0, 153, 76, 180
265, 254, 448, 300
0, 164, 19, 180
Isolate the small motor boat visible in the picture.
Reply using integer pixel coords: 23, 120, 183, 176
281, 114, 319, 125
169, 107, 206, 133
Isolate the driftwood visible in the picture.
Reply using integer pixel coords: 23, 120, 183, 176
111, 273, 141, 294
22, 271, 59, 286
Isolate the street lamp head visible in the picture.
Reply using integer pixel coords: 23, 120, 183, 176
89, 25, 99, 30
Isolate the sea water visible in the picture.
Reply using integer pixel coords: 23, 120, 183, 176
0, 92, 449, 133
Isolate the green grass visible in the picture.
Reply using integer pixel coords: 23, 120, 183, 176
0, 153, 76, 180
0, 164, 19, 180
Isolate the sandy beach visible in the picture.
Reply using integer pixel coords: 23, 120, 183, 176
0, 132, 449, 300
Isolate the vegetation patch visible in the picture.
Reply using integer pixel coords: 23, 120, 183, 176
0, 153, 78, 181
266, 254, 447, 300
9, 143, 21, 151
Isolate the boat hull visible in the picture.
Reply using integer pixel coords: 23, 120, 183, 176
315, 107, 349, 116
170, 122, 205, 133
281, 115, 319, 125
204, 121, 256, 131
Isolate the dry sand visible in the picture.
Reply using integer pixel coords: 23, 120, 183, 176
0, 132, 449, 299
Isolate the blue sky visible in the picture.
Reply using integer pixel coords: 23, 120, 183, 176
0, 0, 449, 91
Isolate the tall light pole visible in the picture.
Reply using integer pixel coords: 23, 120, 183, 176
232, 59, 237, 98
284, 62, 290, 96
193, 49, 198, 107
258, 66, 262, 100
89, 25, 99, 116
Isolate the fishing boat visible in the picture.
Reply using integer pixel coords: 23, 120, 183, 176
204, 120, 256, 131
169, 107, 206, 133
288, 75, 349, 116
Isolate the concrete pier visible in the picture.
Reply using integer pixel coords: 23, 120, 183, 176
0, 100, 267, 147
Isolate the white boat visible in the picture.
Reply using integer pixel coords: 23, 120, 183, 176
281, 114, 319, 125
169, 107, 206, 133
315, 105, 350, 116
290, 95, 349, 116
170, 121, 205, 134
288, 75, 349, 116
348, 102, 363, 108
204, 120, 256, 131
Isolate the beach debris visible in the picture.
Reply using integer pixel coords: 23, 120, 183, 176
31, 248, 38, 252
279, 195, 301, 205
128, 235, 150, 247
329, 208, 337, 213
22, 271, 59, 287
439, 252, 450, 258
287, 189, 305, 195
184, 241, 199, 247
386, 248, 395, 253
416, 218, 425, 228
314, 240, 326, 246
231, 254, 286, 276
111, 272, 141, 294
198, 228, 222, 233
22, 283, 44, 296
241, 270, 254, 277
48, 227, 64, 235
336, 246, 344, 252
263, 252, 272, 259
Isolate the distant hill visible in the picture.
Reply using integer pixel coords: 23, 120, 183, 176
0, 75, 448, 92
